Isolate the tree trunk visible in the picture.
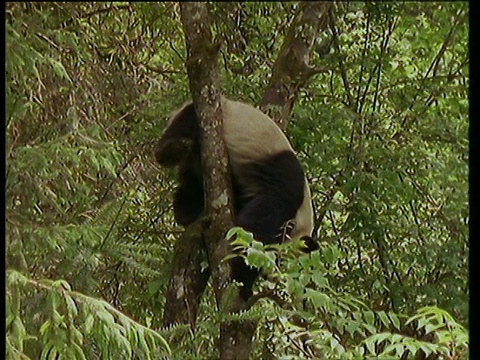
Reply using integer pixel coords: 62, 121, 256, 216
162, 222, 209, 330
179, 3, 255, 359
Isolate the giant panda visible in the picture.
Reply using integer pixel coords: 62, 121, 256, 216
154, 98, 317, 300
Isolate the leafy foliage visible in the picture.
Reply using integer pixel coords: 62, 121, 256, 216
228, 228, 468, 359
6, 270, 170, 359
291, 1, 469, 325
6, 2, 468, 359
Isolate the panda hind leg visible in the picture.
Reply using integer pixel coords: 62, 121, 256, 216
232, 193, 294, 300
236, 192, 295, 243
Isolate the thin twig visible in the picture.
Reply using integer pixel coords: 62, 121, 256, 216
57, 4, 132, 29
329, 12, 354, 107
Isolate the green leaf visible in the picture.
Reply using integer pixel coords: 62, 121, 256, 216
364, 311, 375, 325
39, 320, 51, 336
49, 59, 72, 84
374, 310, 390, 328
306, 289, 331, 309
388, 312, 401, 330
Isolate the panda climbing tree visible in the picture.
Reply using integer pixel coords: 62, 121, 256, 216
160, 2, 331, 358
155, 98, 318, 300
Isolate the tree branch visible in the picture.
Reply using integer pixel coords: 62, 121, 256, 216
259, 1, 332, 129
57, 4, 132, 29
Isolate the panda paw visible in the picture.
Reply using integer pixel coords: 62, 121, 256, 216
301, 236, 320, 253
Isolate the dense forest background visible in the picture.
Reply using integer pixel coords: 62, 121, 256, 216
6, 2, 468, 359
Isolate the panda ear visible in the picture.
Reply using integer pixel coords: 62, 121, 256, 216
301, 236, 320, 253
154, 138, 193, 167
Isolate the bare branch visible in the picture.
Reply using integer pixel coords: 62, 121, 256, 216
260, 1, 332, 129
329, 9, 354, 108
57, 4, 132, 29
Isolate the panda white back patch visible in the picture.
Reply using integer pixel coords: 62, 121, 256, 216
291, 180, 314, 238
222, 99, 294, 165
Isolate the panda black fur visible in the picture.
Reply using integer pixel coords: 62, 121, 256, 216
155, 98, 317, 299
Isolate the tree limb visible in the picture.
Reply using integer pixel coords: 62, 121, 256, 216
259, 1, 332, 129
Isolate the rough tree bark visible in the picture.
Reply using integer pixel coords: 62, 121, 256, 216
260, 1, 333, 130
161, 3, 233, 333
161, 222, 209, 329
177, 3, 255, 359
